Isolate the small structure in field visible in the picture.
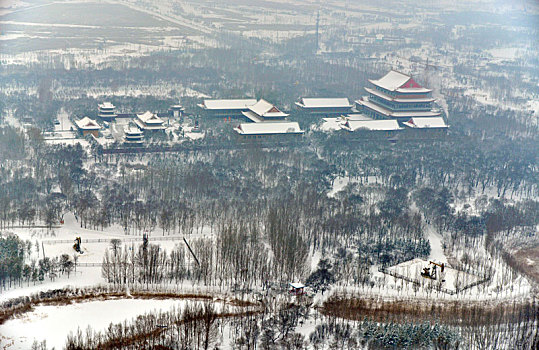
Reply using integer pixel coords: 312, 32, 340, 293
384, 258, 487, 295
75, 117, 101, 137
289, 282, 306, 296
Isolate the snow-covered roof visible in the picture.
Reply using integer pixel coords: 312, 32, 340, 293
199, 99, 257, 110
75, 117, 100, 130
342, 119, 403, 132
247, 99, 288, 118
369, 70, 432, 93
234, 122, 303, 135
137, 111, 164, 125
369, 70, 411, 91
345, 114, 373, 121
403, 117, 448, 129
124, 126, 143, 135
358, 99, 442, 118
296, 98, 352, 108
98, 102, 115, 109
289, 282, 305, 289
242, 111, 264, 123
134, 119, 166, 130
365, 87, 435, 103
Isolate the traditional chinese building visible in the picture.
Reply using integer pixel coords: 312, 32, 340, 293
124, 125, 144, 146
75, 117, 101, 137
134, 111, 166, 132
295, 98, 353, 115
234, 99, 304, 139
241, 99, 288, 122
402, 117, 448, 138
169, 104, 185, 118
340, 118, 403, 138
98, 102, 117, 121
234, 121, 304, 140
356, 70, 441, 123
197, 99, 257, 117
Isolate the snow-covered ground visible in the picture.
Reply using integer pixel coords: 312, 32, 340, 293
386, 258, 481, 294
1, 211, 214, 301
0, 298, 224, 349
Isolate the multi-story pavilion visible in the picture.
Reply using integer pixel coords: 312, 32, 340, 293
98, 102, 117, 121
356, 70, 441, 123
124, 126, 144, 145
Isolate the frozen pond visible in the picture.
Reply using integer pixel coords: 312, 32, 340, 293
0, 298, 212, 349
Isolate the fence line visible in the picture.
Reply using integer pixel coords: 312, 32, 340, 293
42, 236, 187, 245
379, 266, 491, 295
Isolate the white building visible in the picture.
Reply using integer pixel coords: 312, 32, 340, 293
234, 121, 304, 140
75, 117, 101, 137
295, 98, 353, 115
134, 111, 166, 132
98, 102, 117, 121
197, 99, 257, 117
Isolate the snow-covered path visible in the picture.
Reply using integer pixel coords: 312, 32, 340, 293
426, 224, 448, 264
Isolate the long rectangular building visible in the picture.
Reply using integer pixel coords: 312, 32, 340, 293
198, 99, 257, 117
295, 98, 353, 115
234, 121, 304, 140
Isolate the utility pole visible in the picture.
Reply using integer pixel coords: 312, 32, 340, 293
315, 10, 320, 54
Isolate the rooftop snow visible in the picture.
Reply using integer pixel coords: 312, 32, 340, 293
99, 102, 115, 109
342, 119, 402, 131
200, 99, 257, 110
346, 114, 374, 121
403, 117, 448, 128
235, 122, 303, 135
369, 70, 411, 91
296, 98, 352, 108
358, 99, 441, 118
365, 87, 434, 103
247, 99, 288, 118
125, 126, 143, 135
75, 117, 100, 130
369, 70, 433, 93
137, 111, 164, 124
242, 110, 264, 123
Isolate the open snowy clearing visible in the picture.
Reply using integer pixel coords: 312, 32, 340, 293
1, 211, 214, 300
386, 258, 484, 294
0, 298, 226, 350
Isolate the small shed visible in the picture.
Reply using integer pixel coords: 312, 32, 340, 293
289, 282, 305, 296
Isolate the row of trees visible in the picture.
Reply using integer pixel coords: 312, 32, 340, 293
0, 233, 76, 290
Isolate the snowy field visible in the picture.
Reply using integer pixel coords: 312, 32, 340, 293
0, 298, 226, 349
0, 211, 214, 301
385, 258, 483, 294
